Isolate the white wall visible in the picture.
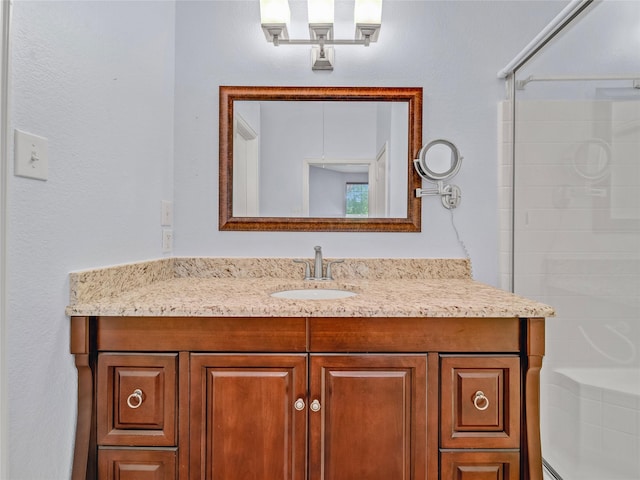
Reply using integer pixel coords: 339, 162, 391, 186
7, 1, 175, 478
0, 1, 9, 477
3, 0, 568, 478
173, 0, 564, 285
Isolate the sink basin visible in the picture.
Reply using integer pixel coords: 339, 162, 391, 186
271, 288, 357, 300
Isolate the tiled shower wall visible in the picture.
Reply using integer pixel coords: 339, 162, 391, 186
499, 98, 639, 367
498, 101, 514, 293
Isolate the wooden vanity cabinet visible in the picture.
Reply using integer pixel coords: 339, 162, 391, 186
70, 315, 545, 480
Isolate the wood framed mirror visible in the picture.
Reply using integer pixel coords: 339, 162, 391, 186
219, 86, 422, 232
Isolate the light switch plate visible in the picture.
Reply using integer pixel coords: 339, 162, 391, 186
14, 129, 48, 181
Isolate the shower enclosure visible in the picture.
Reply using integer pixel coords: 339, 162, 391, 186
499, 1, 640, 479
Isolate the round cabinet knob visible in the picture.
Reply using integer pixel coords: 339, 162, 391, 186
126, 389, 144, 409
310, 399, 321, 412
473, 391, 490, 411
294, 398, 306, 411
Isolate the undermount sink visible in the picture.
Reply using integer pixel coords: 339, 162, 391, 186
270, 288, 357, 300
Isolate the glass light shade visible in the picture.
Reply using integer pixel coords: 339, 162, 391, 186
354, 0, 382, 25
308, 0, 334, 24
260, 0, 291, 24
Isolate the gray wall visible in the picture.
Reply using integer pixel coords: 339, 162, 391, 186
6, 1, 567, 477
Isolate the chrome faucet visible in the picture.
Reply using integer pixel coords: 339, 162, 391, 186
313, 246, 324, 280
293, 246, 343, 281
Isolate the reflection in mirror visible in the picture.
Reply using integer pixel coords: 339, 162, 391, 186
414, 139, 462, 182
219, 86, 422, 232
306, 160, 370, 217
424, 144, 455, 177
234, 101, 404, 219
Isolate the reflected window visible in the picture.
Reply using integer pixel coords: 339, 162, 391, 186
345, 182, 369, 217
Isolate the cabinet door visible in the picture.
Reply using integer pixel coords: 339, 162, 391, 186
190, 354, 307, 480
309, 355, 427, 480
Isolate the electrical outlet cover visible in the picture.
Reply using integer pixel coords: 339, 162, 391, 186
162, 229, 173, 253
14, 129, 48, 181
161, 200, 173, 226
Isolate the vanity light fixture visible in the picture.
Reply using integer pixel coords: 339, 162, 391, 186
260, 0, 383, 71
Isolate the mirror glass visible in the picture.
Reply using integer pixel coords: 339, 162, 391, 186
220, 86, 422, 232
234, 100, 406, 218
415, 139, 462, 182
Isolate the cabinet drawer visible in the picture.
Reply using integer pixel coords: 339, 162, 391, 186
98, 448, 176, 480
440, 451, 519, 480
97, 353, 177, 446
309, 317, 520, 352
440, 356, 520, 449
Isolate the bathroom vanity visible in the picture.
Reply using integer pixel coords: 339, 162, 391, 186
67, 258, 553, 480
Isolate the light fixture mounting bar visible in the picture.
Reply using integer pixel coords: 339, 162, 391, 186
269, 38, 372, 45
262, 24, 380, 47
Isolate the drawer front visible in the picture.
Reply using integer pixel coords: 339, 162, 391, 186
440, 356, 520, 449
97, 353, 177, 446
97, 317, 307, 352
98, 449, 176, 480
440, 451, 519, 480
309, 317, 520, 352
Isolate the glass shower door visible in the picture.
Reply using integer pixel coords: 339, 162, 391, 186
512, 77, 639, 479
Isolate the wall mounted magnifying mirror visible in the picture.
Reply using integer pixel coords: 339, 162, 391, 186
414, 139, 462, 209
219, 86, 422, 231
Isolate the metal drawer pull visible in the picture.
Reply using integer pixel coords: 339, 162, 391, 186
126, 389, 144, 409
473, 391, 489, 411
310, 399, 321, 412
294, 398, 306, 411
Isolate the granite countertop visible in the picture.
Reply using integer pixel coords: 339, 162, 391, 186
66, 257, 555, 318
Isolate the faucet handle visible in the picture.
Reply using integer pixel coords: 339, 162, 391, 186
324, 259, 344, 281
293, 259, 312, 280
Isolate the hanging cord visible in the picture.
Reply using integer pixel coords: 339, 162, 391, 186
449, 209, 473, 277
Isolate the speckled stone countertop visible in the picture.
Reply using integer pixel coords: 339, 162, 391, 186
66, 257, 554, 318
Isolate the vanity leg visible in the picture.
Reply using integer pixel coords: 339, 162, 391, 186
523, 317, 545, 480
70, 316, 97, 480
